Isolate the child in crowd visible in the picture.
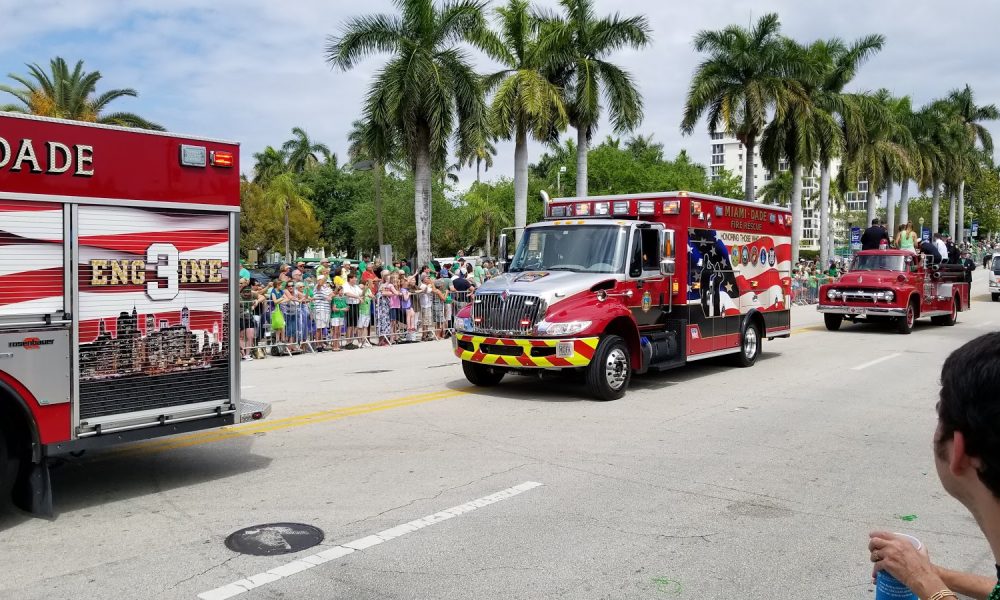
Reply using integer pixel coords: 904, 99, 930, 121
331, 285, 347, 351
358, 279, 374, 347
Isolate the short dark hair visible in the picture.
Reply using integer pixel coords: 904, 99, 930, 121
938, 332, 1000, 498
872, 218, 880, 225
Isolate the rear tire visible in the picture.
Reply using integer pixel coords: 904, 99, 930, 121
462, 361, 506, 387
932, 297, 959, 326
896, 301, 916, 334
0, 427, 17, 511
824, 314, 843, 331
586, 335, 631, 401
992, 293, 999, 302
734, 322, 761, 367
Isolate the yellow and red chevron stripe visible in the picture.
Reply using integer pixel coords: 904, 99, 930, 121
453, 334, 599, 368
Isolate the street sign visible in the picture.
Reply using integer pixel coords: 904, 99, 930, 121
850, 227, 861, 250
921, 227, 931, 242
972, 220, 979, 238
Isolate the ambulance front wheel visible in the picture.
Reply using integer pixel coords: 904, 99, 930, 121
824, 314, 843, 331
586, 334, 631, 401
462, 361, 506, 387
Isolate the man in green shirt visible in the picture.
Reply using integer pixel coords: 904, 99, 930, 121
239, 260, 251, 282
401, 260, 412, 275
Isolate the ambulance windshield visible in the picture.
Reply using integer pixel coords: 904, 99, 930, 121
509, 225, 628, 274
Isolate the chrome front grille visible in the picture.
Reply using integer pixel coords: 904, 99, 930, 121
471, 293, 545, 335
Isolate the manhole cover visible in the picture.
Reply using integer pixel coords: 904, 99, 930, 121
225, 523, 324, 556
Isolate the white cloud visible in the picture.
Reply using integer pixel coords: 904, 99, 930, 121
1, 0, 997, 193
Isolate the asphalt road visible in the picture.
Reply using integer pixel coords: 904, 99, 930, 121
1, 272, 997, 600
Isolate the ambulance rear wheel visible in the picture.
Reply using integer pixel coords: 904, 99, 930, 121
462, 361, 506, 387
586, 335, 630, 401
992, 293, 999, 302
824, 314, 843, 331
0, 428, 15, 510
734, 322, 761, 368
932, 297, 959, 326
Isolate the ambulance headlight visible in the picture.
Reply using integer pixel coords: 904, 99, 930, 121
827, 289, 842, 300
884, 290, 895, 302
458, 318, 474, 332
535, 320, 591, 337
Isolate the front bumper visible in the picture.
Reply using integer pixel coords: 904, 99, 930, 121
453, 334, 599, 368
817, 304, 906, 317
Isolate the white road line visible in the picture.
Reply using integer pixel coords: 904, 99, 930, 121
851, 353, 902, 371
197, 481, 544, 600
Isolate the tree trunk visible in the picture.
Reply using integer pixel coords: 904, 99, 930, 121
513, 122, 529, 245
414, 125, 433, 269
284, 198, 291, 264
866, 188, 876, 226
575, 126, 588, 197
958, 179, 966, 243
743, 137, 756, 203
476, 158, 481, 183
375, 161, 385, 248
931, 180, 941, 235
948, 189, 956, 239
485, 224, 492, 261
885, 175, 896, 244
899, 178, 910, 227
791, 164, 803, 265
819, 162, 831, 267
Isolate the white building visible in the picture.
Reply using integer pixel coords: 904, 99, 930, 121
710, 132, 879, 251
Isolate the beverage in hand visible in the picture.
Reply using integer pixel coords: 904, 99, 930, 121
874, 534, 922, 600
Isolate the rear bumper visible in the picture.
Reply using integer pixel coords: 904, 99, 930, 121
817, 305, 906, 317
453, 334, 599, 368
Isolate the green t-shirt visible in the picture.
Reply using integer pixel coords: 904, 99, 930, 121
402, 265, 412, 275
239, 267, 251, 281
808, 275, 818, 288
332, 296, 348, 316
357, 260, 367, 273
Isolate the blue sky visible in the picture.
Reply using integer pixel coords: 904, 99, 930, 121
2, 0, 998, 187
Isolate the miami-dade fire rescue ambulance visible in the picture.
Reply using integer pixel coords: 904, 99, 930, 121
0, 112, 267, 515
453, 191, 792, 400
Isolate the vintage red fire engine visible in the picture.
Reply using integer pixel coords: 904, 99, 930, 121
818, 249, 971, 334
453, 191, 793, 400
0, 112, 268, 515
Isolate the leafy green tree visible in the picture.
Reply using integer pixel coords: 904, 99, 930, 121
479, 0, 568, 240
540, 0, 651, 197
681, 14, 797, 203
252, 146, 287, 185
458, 137, 497, 182
282, 127, 332, 174
0, 57, 163, 130
463, 180, 513, 254
297, 161, 368, 255
266, 173, 315, 263
965, 166, 1000, 235
707, 167, 744, 199
240, 180, 281, 261
327, 0, 489, 268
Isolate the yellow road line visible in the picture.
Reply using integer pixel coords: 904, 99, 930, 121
95, 388, 470, 460
789, 325, 825, 335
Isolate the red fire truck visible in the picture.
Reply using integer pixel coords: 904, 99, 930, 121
0, 113, 268, 515
453, 191, 793, 400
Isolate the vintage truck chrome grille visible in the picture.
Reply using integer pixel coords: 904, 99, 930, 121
471, 293, 545, 335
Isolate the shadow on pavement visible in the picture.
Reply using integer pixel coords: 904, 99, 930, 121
0, 437, 271, 529
443, 351, 781, 400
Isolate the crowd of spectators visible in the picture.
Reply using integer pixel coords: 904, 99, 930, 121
237, 256, 501, 360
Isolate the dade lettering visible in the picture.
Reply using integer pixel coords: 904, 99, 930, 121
0, 137, 94, 176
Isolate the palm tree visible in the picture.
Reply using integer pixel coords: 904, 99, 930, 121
282, 127, 332, 174
540, 0, 651, 197
681, 14, 798, 203
943, 85, 999, 242
807, 34, 884, 266
464, 182, 512, 254
479, 0, 568, 242
348, 118, 398, 249
843, 90, 911, 228
266, 173, 313, 263
459, 137, 497, 183
757, 170, 794, 207
252, 146, 287, 185
0, 57, 163, 130
327, 0, 489, 268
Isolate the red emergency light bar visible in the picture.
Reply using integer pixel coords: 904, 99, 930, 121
210, 150, 235, 168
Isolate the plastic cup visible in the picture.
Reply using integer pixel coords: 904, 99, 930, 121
875, 533, 922, 600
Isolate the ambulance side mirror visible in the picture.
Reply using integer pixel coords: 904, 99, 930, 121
660, 229, 675, 276
660, 258, 676, 276
498, 233, 509, 272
